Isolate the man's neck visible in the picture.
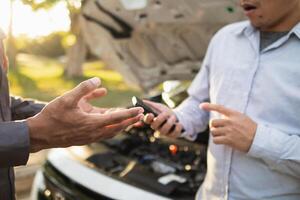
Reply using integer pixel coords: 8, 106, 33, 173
261, 4, 300, 32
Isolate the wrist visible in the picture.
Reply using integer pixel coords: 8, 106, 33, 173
247, 124, 269, 157
27, 114, 48, 152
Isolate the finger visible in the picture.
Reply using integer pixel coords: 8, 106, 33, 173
75, 114, 144, 144
83, 88, 107, 101
200, 102, 234, 116
67, 77, 101, 107
123, 114, 145, 127
210, 127, 227, 137
143, 113, 155, 124
168, 123, 183, 138
209, 119, 228, 128
104, 107, 126, 114
95, 125, 124, 140
151, 113, 169, 130
212, 136, 230, 145
143, 100, 165, 113
90, 107, 108, 114
132, 121, 144, 128
159, 115, 177, 135
93, 107, 144, 127
96, 114, 144, 140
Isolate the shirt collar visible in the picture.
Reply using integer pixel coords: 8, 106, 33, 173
232, 21, 255, 36
291, 22, 300, 39
233, 20, 300, 40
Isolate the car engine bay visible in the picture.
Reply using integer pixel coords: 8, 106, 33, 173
86, 124, 208, 199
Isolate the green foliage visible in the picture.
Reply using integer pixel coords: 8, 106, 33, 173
21, 0, 82, 11
16, 32, 67, 58
21, 0, 60, 10
9, 54, 141, 107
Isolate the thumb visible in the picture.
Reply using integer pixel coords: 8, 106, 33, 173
143, 100, 164, 113
143, 99, 161, 112
68, 77, 101, 106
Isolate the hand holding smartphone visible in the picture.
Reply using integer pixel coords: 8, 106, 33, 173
132, 96, 159, 117
131, 96, 185, 133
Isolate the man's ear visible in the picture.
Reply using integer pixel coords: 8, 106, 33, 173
0, 40, 8, 71
3, 54, 8, 71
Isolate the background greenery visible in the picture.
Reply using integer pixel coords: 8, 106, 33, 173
9, 54, 141, 108
7, 0, 142, 108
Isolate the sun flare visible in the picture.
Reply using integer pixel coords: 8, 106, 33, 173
0, 0, 70, 38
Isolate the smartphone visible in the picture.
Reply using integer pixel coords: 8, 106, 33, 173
132, 96, 158, 117
131, 96, 185, 133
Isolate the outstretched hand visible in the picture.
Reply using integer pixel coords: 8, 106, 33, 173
200, 102, 257, 152
27, 77, 144, 152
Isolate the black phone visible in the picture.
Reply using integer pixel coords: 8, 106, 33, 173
131, 96, 185, 133
131, 96, 158, 117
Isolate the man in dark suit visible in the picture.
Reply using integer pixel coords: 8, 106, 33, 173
0, 29, 144, 200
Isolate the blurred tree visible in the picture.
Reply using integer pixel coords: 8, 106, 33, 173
7, 0, 18, 69
17, 32, 67, 57
21, 0, 87, 77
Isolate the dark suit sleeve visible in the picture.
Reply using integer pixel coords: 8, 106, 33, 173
0, 97, 46, 167
0, 121, 30, 167
10, 96, 45, 120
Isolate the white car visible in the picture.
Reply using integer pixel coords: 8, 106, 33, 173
31, 133, 207, 200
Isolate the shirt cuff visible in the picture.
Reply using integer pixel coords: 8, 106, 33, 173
247, 124, 283, 162
174, 110, 197, 141
0, 121, 30, 167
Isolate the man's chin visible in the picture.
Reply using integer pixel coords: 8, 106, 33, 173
248, 20, 263, 30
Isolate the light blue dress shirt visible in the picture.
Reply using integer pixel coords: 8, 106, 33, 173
174, 21, 300, 200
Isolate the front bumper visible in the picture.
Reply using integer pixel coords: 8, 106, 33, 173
32, 148, 171, 200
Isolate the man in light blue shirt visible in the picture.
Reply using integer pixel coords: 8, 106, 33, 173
143, 0, 300, 199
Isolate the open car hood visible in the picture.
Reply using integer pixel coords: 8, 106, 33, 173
81, 0, 245, 91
